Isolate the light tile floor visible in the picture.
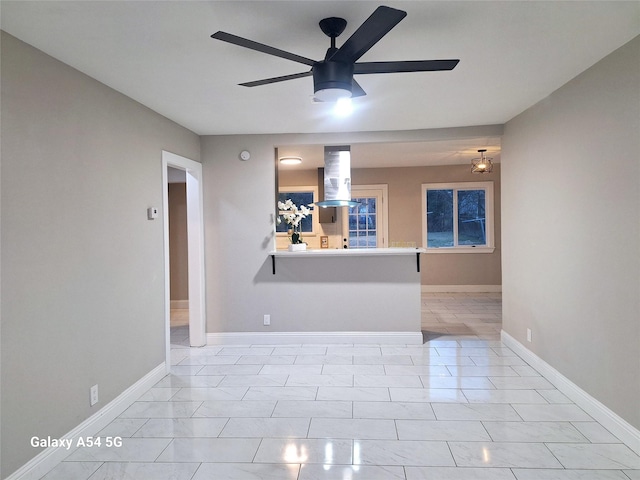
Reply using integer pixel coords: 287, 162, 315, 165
40, 293, 639, 479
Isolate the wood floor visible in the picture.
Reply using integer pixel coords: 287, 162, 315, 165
170, 308, 189, 327
421, 292, 502, 339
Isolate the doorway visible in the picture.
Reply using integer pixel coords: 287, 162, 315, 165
162, 151, 206, 369
167, 168, 189, 339
342, 185, 389, 248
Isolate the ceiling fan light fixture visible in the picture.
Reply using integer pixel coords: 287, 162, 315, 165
333, 97, 354, 116
312, 60, 353, 102
471, 149, 493, 174
314, 87, 352, 102
279, 156, 302, 165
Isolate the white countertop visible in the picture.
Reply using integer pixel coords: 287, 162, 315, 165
270, 247, 426, 257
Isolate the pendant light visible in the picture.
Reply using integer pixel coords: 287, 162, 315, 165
471, 149, 493, 174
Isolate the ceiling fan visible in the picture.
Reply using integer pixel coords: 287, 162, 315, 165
211, 5, 459, 102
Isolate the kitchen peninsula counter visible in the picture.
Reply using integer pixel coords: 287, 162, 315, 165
261, 247, 425, 345
269, 247, 426, 274
270, 247, 426, 256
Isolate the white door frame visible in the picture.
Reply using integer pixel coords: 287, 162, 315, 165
162, 151, 206, 368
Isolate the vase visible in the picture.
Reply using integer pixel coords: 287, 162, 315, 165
288, 243, 307, 252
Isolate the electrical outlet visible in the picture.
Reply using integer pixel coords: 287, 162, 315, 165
90, 384, 99, 406
526, 328, 532, 343
263, 314, 270, 326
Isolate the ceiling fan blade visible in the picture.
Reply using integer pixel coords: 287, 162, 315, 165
329, 6, 407, 64
354, 59, 460, 74
351, 79, 366, 98
211, 31, 316, 67
239, 70, 313, 87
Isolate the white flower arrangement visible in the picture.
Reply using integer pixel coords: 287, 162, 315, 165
277, 199, 311, 244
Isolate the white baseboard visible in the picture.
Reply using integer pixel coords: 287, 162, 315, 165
421, 285, 502, 293
207, 331, 423, 345
170, 299, 189, 309
501, 330, 640, 456
9, 363, 167, 480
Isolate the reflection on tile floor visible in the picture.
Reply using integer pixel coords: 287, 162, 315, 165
40, 293, 639, 479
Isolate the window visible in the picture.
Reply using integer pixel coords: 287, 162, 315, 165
421, 182, 494, 253
347, 198, 378, 248
276, 187, 317, 234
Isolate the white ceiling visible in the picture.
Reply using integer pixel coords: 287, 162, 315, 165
2, 1, 638, 166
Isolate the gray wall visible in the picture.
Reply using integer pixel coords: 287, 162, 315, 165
0, 32, 200, 477
202, 134, 421, 336
502, 35, 639, 430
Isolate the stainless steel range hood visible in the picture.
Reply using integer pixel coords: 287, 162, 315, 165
315, 145, 359, 208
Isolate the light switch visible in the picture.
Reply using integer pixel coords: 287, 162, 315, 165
147, 207, 159, 220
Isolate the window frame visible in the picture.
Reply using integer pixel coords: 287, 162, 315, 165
421, 181, 495, 254
276, 185, 319, 238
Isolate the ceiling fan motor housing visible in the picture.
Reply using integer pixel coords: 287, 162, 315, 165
313, 61, 354, 100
